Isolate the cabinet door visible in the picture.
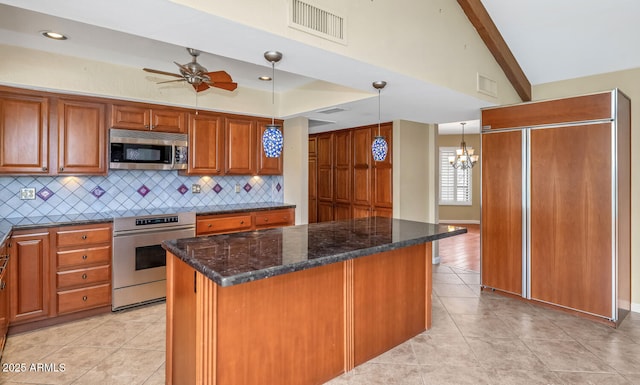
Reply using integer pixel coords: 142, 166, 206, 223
0, 243, 8, 348
372, 123, 392, 210
316, 133, 334, 222
481, 130, 523, 295
9, 231, 52, 324
256, 119, 283, 175
58, 99, 107, 175
529, 123, 612, 317
186, 113, 224, 175
334, 130, 351, 204
0, 93, 49, 174
308, 150, 317, 224
352, 127, 371, 207
166, 255, 196, 385
110, 104, 150, 130
225, 117, 256, 174
151, 109, 186, 133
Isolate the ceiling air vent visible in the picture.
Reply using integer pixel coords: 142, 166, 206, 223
289, 0, 346, 44
317, 107, 346, 114
308, 119, 335, 128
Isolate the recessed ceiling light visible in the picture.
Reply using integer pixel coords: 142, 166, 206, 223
41, 31, 68, 40
259, 76, 272, 81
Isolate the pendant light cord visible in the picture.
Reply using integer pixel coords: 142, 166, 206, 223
377, 89, 381, 136
271, 62, 275, 125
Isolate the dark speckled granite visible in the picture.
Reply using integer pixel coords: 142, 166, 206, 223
162, 217, 467, 287
0, 202, 295, 246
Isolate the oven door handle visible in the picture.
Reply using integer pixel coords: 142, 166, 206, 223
113, 224, 196, 238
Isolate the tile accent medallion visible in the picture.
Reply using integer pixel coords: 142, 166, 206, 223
177, 184, 189, 195
137, 185, 151, 197
243, 183, 252, 192
276, 182, 282, 192
0, 171, 284, 218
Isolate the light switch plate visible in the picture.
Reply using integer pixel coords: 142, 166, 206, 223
191, 184, 201, 193
20, 187, 36, 200
235, 184, 241, 193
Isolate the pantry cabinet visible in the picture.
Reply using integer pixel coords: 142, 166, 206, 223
309, 122, 393, 222
480, 89, 631, 325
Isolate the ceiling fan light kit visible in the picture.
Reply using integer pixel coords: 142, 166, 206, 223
262, 50, 284, 158
143, 47, 238, 93
371, 80, 388, 162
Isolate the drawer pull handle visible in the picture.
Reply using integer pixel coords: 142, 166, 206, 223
82, 273, 87, 279
82, 255, 88, 260
264, 218, 269, 222
82, 296, 88, 301
81, 235, 88, 240
240, 220, 244, 225
208, 224, 212, 228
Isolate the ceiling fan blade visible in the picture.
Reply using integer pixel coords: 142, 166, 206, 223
212, 82, 238, 91
157, 79, 186, 84
193, 82, 210, 92
206, 71, 233, 83
143, 68, 182, 78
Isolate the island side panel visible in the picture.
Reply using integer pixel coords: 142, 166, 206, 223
215, 262, 345, 385
353, 243, 428, 366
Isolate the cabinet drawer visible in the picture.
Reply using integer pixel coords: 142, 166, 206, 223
197, 214, 253, 235
57, 265, 111, 290
254, 209, 294, 229
57, 283, 111, 314
57, 226, 111, 248
57, 245, 111, 269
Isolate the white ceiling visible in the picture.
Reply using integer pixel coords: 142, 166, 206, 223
1, 1, 639, 135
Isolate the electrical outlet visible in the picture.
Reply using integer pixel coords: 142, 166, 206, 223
235, 184, 241, 193
192, 184, 201, 193
20, 187, 36, 200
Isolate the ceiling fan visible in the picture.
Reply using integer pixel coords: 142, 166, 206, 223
143, 48, 238, 92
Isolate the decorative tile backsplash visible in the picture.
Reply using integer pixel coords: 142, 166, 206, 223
0, 170, 284, 219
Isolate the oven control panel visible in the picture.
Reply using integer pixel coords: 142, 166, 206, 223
135, 216, 179, 226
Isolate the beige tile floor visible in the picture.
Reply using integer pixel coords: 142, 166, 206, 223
2, 264, 640, 384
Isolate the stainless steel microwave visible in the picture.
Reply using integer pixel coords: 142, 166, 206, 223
109, 128, 188, 170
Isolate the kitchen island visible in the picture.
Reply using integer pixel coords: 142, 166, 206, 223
162, 217, 466, 385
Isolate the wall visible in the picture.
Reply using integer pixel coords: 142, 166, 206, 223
437, 133, 481, 223
533, 68, 639, 311
283, 116, 309, 225
0, 172, 283, 218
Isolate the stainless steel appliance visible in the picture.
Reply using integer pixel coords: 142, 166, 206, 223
109, 128, 188, 170
112, 211, 195, 310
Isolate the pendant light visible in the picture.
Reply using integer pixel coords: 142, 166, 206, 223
262, 51, 284, 158
371, 80, 388, 161
449, 122, 478, 169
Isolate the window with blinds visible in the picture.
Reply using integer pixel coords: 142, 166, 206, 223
439, 147, 472, 205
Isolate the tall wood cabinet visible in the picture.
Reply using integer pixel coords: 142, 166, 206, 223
481, 90, 631, 325
309, 122, 392, 222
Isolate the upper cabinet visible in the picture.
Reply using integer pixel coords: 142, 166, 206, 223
0, 88, 107, 176
58, 99, 107, 175
0, 93, 49, 174
224, 116, 256, 175
184, 112, 224, 175
110, 103, 186, 133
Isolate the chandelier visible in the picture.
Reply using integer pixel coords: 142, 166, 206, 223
449, 122, 478, 169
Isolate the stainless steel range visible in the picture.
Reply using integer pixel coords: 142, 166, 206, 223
112, 211, 195, 310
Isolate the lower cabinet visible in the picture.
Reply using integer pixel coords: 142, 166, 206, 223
0, 241, 10, 357
197, 208, 295, 236
7, 223, 112, 332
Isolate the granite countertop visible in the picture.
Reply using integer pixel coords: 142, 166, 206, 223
162, 217, 467, 287
0, 202, 296, 246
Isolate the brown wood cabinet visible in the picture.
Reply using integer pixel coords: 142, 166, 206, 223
480, 90, 631, 325
256, 119, 284, 175
184, 112, 224, 175
0, 92, 49, 174
110, 103, 186, 133
309, 122, 392, 222
308, 137, 318, 223
54, 224, 112, 315
8, 230, 52, 325
225, 117, 256, 175
57, 99, 107, 175
0, 88, 107, 176
196, 208, 295, 236
0, 240, 9, 356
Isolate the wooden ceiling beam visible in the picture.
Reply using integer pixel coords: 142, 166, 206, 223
457, 0, 532, 101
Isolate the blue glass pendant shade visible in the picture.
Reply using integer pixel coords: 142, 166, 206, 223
263, 124, 283, 158
371, 136, 388, 161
